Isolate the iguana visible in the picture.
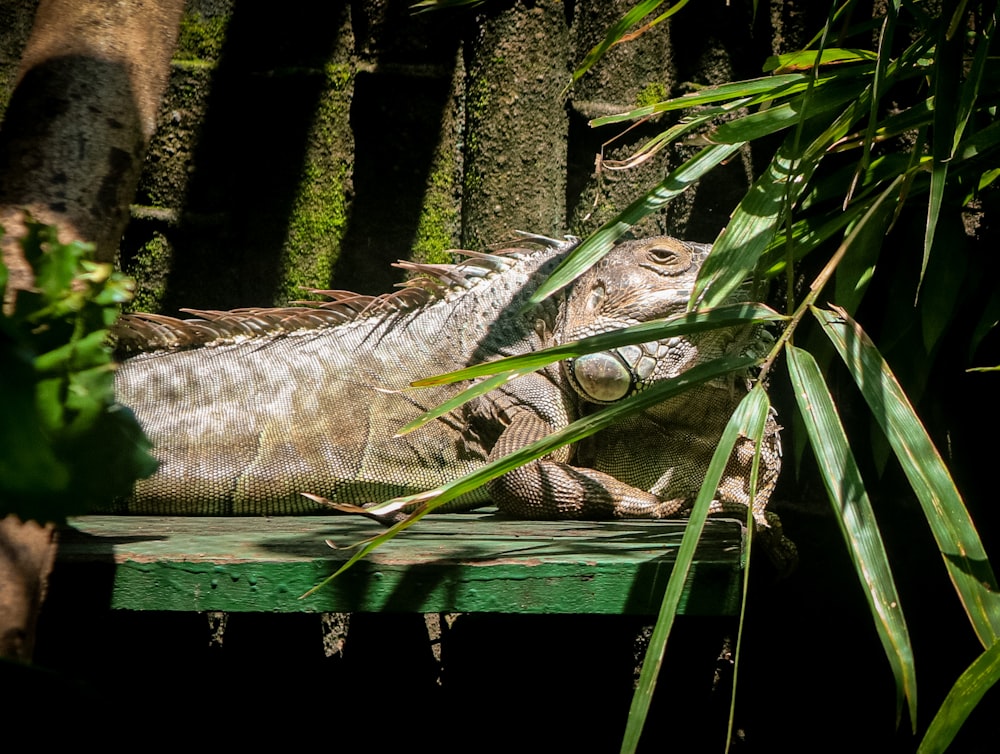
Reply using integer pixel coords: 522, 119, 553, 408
111, 234, 791, 561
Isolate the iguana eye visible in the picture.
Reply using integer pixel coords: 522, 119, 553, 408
648, 246, 678, 263
645, 243, 692, 274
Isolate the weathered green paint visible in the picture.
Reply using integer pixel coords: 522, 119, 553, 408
58, 514, 745, 616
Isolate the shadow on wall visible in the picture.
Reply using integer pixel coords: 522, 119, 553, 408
122, 2, 466, 312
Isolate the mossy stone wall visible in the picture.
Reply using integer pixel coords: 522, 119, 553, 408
2, 0, 828, 313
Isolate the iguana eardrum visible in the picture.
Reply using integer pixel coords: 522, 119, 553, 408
112, 235, 789, 558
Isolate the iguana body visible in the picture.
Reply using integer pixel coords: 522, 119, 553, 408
113, 235, 785, 552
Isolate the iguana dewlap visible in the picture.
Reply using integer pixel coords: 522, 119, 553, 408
112, 235, 785, 556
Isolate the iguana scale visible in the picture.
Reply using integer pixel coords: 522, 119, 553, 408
112, 235, 790, 560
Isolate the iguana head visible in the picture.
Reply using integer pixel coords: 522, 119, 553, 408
558, 235, 733, 404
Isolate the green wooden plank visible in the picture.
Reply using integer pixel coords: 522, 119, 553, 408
56, 514, 745, 616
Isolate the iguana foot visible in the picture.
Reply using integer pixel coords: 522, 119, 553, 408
710, 501, 797, 574
754, 510, 798, 576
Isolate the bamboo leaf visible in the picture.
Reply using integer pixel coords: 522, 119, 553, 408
621, 384, 770, 753
589, 74, 810, 127
922, 160, 948, 299
400, 303, 784, 434
968, 288, 1000, 361
759, 202, 870, 277
397, 368, 538, 436
955, 118, 1000, 164
832, 176, 905, 317
411, 0, 486, 10
600, 110, 726, 170
787, 345, 916, 729
304, 354, 760, 596
412, 303, 784, 385
920, 218, 967, 356
844, 3, 897, 204
570, 0, 689, 85
724, 384, 770, 752
921, 6, 963, 298
695, 130, 817, 308
949, 2, 997, 156
710, 78, 868, 145
381, 354, 757, 515
763, 47, 879, 73
526, 143, 742, 306
813, 306, 1000, 647
918, 639, 1000, 754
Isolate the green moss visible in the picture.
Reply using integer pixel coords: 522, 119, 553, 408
413, 164, 460, 265
463, 68, 493, 195
123, 231, 172, 313
279, 64, 355, 303
0, 76, 12, 122
636, 81, 668, 108
175, 12, 230, 64
324, 62, 353, 91
281, 163, 350, 301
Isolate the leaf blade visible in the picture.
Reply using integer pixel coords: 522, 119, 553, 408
526, 143, 743, 306
918, 640, 1000, 754
787, 344, 916, 729
813, 305, 1000, 647
621, 384, 770, 753
411, 303, 784, 386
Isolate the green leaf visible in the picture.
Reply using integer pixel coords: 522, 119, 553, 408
412, 303, 784, 386
813, 305, 1000, 647
832, 176, 904, 316
763, 47, 879, 73
400, 303, 784, 435
844, 3, 897, 204
695, 129, 818, 308
787, 345, 916, 730
589, 74, 812, 127
920, 217, 967, 356
0, 345, 71, 496
949, 2, 996, 157
598, 109, 724, 170
968, 287, 1000, 361
918, 639, 1000, 754
724, 384, 771, 751
955, 118, 1000, 165
922, 155, 950, 301
621, 384, 771, 754
709, 77, 868, 145
0, 219, 156, 522
397, 367, 539, 436
570, 0, 690, 86
759, 201, 869, 277
410, 0, 487, 11
381, 354, 757, 516
527, 143, 742, 306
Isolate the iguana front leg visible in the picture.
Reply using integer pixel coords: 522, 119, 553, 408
486, 410, 688, 519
